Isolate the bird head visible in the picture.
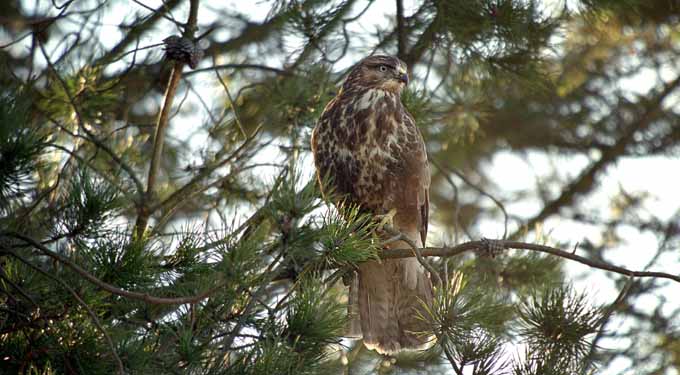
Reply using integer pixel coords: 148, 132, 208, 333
344, 55, 409, 94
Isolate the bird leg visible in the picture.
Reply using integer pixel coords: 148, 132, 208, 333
374, 208, 398, 233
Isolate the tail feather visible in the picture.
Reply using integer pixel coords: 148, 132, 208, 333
356, 236, 433, 354
346, 274, 362, 338
358, 260, 401, 353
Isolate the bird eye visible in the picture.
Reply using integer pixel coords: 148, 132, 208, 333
379, 65, 387, 72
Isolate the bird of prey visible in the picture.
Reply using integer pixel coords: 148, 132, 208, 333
311, 55, 433, 354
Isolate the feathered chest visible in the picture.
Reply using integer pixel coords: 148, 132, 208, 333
315, 89, 414, 156
311, 88, 421, 208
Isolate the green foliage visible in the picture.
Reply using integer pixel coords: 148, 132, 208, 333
0, 259, 118, 375
433, 0, 560, 80
0, 88, 45, 214
39, 66, 120, 123
315, 204, 380, 267
429, 274, 511, 335
1, 0, 677, 373
213, 225, 267, 289
78, 233, 157, 289
501, 252, 563, 291
237, 65, 336, 135
401, 88, 433, 126
424, 273, 513, 370
465, 251, 564, 293
56, 169, 121, 239
228, 339, 303, 375
222, 279, 346, 375
516, 285, 603, 371
286, 278, 346, 358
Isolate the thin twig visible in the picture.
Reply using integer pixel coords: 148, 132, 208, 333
186, 63, 289, 76
433, 159, 509, 239
213, 56, 248, 139
431, 159, 469, 241
134, 0, 201, 238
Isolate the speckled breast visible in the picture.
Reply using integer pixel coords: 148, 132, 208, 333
312, 88, 415, 213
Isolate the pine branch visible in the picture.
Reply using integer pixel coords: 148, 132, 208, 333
380, 239, 680, 284
36, 41, 146, 198
93, 0, 182, 66
134, 0, 201, 239
289, 0, 359, 69
2, 232, 225, 305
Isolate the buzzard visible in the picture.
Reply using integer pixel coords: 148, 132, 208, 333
311, 55, 433, 354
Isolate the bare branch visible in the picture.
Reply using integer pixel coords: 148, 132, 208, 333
134, 0, 201, 238
380, 241, 680, 284
396, 0, 407, 59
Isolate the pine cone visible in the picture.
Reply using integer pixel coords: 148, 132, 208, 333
163, 35, 204, 69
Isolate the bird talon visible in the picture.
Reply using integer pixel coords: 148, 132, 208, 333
375, 209, 398, 233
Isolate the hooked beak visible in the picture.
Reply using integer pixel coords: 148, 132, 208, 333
399, 72, 409, 85
396, 66, 409, 85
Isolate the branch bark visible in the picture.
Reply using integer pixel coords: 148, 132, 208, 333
396, 0, 407, 59
134, 0, 201, 239
379, 241, 680, 284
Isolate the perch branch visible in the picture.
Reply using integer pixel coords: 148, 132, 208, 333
379, 240, 680, 284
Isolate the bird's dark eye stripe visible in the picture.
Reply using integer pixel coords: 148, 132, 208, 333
373, 63, 396, 70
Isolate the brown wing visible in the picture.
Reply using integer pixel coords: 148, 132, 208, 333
415, 130, 430, 247
421, 188, 429, 246
311, 98, 362, 207
390, 111, 430, 247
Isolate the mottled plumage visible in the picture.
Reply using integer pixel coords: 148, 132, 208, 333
311, 55, 433, 354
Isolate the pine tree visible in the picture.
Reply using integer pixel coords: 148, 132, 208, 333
1, 1, 679, 374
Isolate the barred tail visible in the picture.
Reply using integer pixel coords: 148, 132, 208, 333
356, 251, 433, 354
